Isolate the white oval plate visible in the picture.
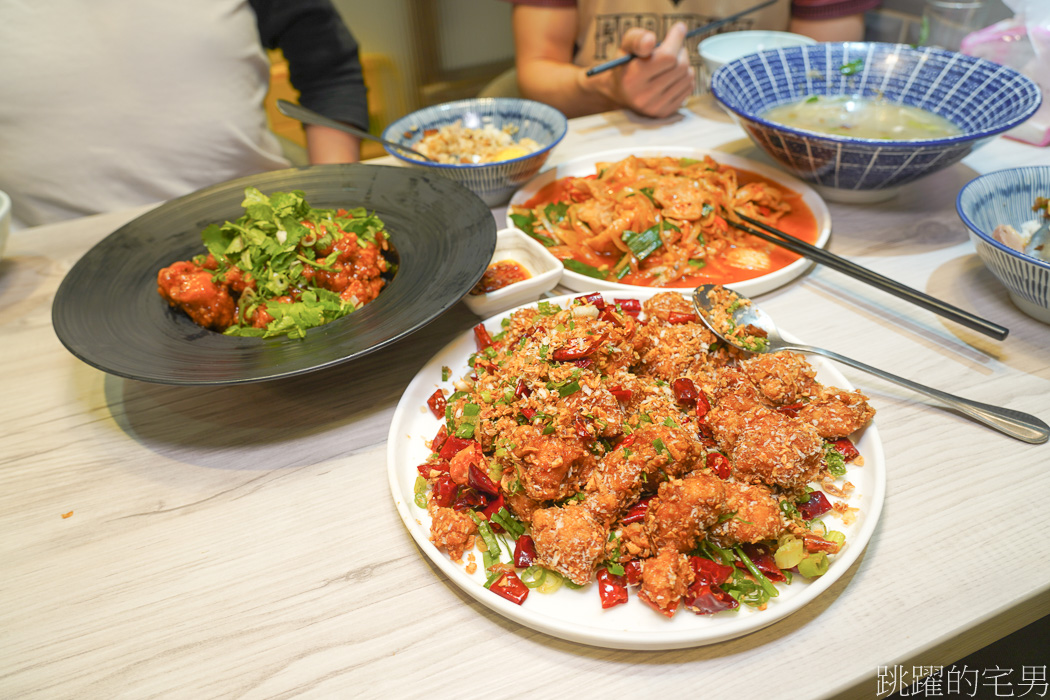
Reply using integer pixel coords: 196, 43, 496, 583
507, 147, 832, 297
387, 290, 885, 650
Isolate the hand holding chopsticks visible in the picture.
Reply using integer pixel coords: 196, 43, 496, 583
585, 0, 777, 77
730, 212, 1010, 340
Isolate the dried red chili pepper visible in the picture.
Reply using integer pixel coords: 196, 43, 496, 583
689, 556, 733, 586
672, 377, 698, 405
622, 496, 652, 524
431, 474, 458, 507
575, 292, 606, 309
513, 535, 537, 568
574, 415, 593, 439
613, 298, 641, 316
596, 568, 629, 609
438, 436, 475, 461
430, 424, 448, 454
416, 460, 451, 478
473, 323, 495, 352
797, 491, 832, 520
480, 493, 505, 532
667, 311, 697, 324
451, 487, 486, 512
683, 584, 738, 615
551, 333, 606, 361
623, 560, 643, 586
831, 437, 860, 462
426, 389, 446, 418
706, 452, 730, 479
695, 393, 711, 419
468, 463, 500, 497
490, 571, 529, 605
514, 377, 531, 398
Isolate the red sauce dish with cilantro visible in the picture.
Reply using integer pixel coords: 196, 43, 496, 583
508, 154, 818, 288
157, 187, 393, 339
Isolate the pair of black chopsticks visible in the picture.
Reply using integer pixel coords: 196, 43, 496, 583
585, 0, 777, 77
730, 212, 1010, 340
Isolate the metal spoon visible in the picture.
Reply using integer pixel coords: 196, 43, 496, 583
691, 284, 1049, 444
276, 99, 435, 162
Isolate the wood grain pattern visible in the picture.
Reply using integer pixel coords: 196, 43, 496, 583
3, 96, 1048, 699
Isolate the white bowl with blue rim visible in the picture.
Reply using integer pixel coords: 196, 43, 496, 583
956, 166, 1050, 325
711, 42, 1042, 203
381, 98, 568, 207
698, 30, 815, 84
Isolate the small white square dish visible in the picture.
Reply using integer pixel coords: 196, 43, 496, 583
462, 227, 562, 317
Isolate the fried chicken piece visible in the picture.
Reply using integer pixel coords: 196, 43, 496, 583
583, 419, 704, 526
582, 442, 650, 527
705, 369, 767, 451
638, 547, 694, 617
796, 386, 875, 438
501, 490, 547, 525
642, 291, 698, 323
708, 481, 786, 548
530, 503, 608, 585
429, 507, 477, 563
157, 260, 236, 330
634, 322, 720, 381
728, 407, 824, 491
505, 424, 592, 501
739, 352, 819, 406
644, 473, 727, 553
619, 521, 652, 560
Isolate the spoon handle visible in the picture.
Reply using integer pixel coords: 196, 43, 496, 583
784, 343, 1050, 444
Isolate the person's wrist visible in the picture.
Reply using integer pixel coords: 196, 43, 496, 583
578, 68, 623, 110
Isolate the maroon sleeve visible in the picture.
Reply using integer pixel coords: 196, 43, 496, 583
791, 0, 881, 20
497, 0, 576, 6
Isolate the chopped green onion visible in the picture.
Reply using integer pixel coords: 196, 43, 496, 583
734, 546, 780, 599
798, 552, 830, 578
557, 380, 581, 397
538, 571, 565, 594
563, 259, 608, 280
773, 535, 805, 570
622, 225, 663, 261
520, 565, 547, 588
413, 476, 428, 509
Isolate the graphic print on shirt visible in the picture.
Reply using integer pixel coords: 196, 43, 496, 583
589, 13, 757, 94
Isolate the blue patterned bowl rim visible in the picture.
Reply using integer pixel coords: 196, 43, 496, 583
711, 42, 1042, 149
956, 165, 1050, 273
380, 98, 568, 171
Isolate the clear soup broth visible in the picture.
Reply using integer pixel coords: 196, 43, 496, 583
763, 95, 961, 140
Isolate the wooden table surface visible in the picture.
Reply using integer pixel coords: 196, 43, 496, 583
3, 96, 1049, 699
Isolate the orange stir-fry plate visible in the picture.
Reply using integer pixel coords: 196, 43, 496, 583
387, 290, 885, 650
507, 148, 831, 297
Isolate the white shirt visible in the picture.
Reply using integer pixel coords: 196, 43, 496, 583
0, 1, 290, 228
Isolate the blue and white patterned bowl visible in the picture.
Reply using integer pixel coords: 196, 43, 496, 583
381, 98, 568, 207
957, 166, 1050, 324
711, 42, 1042, 203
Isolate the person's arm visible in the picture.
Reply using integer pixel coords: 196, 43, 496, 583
250, 0, 367, 163
789, 13, 866, 41
512, 5, 694, 119
304, 124, 360, 164
789, 0, 879, 41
